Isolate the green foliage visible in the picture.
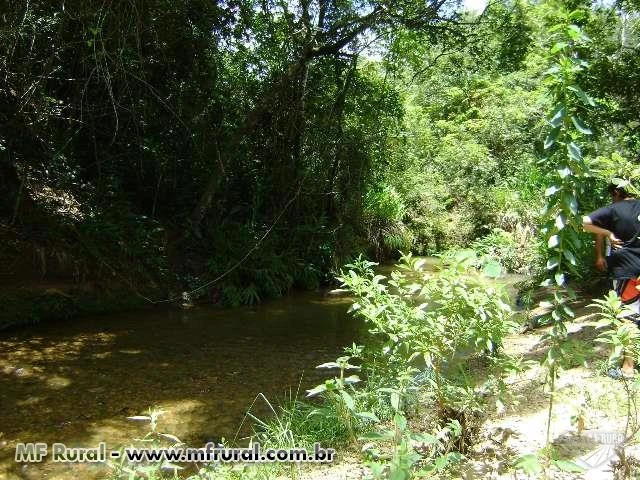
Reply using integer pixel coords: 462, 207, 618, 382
0, 287, 146, 330
305, 348, 383, 444
471, 228, 542, 274
591, 291, 640, 368
332, 254, 517, 473
535, 6, 597, 453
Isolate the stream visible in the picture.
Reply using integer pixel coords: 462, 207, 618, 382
0, 290, 362, 479
0, 257, 522, 480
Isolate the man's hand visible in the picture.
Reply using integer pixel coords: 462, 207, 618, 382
609, 232, 623, 249
595, 256, 607, 271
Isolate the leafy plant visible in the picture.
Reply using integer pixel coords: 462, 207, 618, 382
537, 14, 596, 448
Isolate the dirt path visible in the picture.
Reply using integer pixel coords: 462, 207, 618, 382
300, 302, 640, 480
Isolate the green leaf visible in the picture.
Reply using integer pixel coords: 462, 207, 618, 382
340, 390, 355, 410
567, 142, 582, 161
344, 374, 361, 384
410, 433, 438, 444
549, 105, 566, 127
612, 177, 629, 189
563, 194, 578, 215
514, 453, 544, 474
544, 127, 561, 149
555, 214, 566, 230
550, 42, 568, 53
390, 391, 400, 411
545, 65, 560, 76
553, 459, 586, 473
545, 185, 560, 196
548, 235, 560, 248
555, 272, 565, 286
567, 85, 596, 106
355, 411, 380, 422
394, 413, 407, 431
316, 362, 341, 369
571, 115, 592, 135
557, 167, 572, 178
482, 259, 502, 278
389, 468, 408, 480
563, 250, 577, 266
306, 384, 327, 397
547, 256, 560, 270
567, 24, 589, 41
434, 455, 450, 471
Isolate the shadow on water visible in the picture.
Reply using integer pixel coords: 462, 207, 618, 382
0, 257, 524, 479
0, 291, 363, 479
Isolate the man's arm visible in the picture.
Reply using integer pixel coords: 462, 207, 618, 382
583, 215, 623, 248
594, 233, 607, 271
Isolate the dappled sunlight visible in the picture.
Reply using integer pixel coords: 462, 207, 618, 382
0, 295, 362, 479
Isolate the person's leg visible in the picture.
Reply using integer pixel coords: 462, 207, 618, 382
614, 279, 637, 376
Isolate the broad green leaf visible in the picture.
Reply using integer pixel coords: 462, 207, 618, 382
567, 24, 589, 41
544, 127, 561, 149
555, 214, 566, 230
355, 411, 379, 422
567, 142, 582, 161
482, 259, 502, 278
549, 105, 565, 127
547, 256, 560, 270
389, 468, 408, 480
563, 250, 577, 266
316, 362, 340, 369
434, 455, 450, 471
344, 375, 361, 384
340, 390, 355, 410
553, 459, 586, 473
544, 65, 560, 75
410, 433, 438, 444
567, 85, 595, 106
545, 185, 560, 196
548, 235, 560, 248
550, 42, 568, 53
571, 115, 592, 134
347, 302, 361, 313
612, 177, 629, 189
563, 194, 578, 215
394, 413, 407, 431
555, 272, 565, 286
306, 384, 327, 397
557, 167, 572, 178
390, 391, 400, 411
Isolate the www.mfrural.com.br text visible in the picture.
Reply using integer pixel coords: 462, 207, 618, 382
14, 442, 336, 464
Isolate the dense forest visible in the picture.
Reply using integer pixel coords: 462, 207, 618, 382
3, 1, 640, 479
1, 0, 639, 324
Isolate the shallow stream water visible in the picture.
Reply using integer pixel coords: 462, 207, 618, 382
0, 257, 522, 479
0, 290, 361, 479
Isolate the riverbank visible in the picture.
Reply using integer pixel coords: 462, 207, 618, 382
299, 300, 639, 480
